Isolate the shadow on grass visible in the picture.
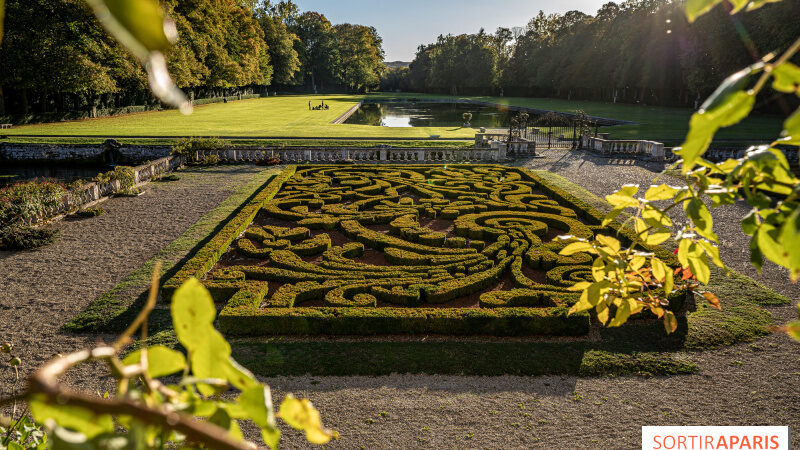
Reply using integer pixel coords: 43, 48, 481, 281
228, 318, 693, 378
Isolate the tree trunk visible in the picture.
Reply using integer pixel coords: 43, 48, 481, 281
21, 88, 29, 114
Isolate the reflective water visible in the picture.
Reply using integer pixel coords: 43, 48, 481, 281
345, 102, 515, 128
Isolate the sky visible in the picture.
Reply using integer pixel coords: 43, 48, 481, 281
292, 0, 610, 61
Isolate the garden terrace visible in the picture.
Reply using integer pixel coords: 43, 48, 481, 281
162, 165, 679, 337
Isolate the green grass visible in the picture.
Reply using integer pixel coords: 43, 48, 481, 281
230, 337, 698, 377
0, 136, 473, 148
63, 165, 283, 333
2, 93, 784, 143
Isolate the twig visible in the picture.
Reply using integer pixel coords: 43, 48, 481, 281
26, 344, 252, 450
114, 261, 161, 351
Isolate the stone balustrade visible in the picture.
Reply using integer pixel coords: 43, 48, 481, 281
581, 135, 665, 160
196, 147, 514, 163
30, 155, 184, 224
701, 145, 800, 165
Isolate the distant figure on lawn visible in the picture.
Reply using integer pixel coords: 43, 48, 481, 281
308, 101, 311, 110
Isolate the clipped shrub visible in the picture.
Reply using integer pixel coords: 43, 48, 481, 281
95, 166, 139, 196
163, 164, 681, 338
0, 225, 59, 250
74, 207, 104, 218
172, 137, 230, 156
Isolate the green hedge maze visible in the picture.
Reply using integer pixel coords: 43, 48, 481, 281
162, 165, 676, 336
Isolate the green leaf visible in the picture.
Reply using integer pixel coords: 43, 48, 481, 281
602, 207, 624, 227
783, 107, 800, 138
29, 397, 114, 439
746, 0, 784, 11
84, 0, 173, 55
238, 386, 272, 428
688, 252, 711, 284
643, 205, 672, 227
698, 240, 725, 268
779, 208, 800, 279
122, 345, 186, 379
651, 258, 668, 282
677, 91, 756, 172
238, 386, 281, 449
757, 222, 790, 269
645, 184, 679, 202
684, 0, 723, 22
772, 62, 800, 96
171, 278, 217, 350
749, 236, 764, 272
685, 198, 718, 241
608, 298, 632, 327
171, 279, 257, 395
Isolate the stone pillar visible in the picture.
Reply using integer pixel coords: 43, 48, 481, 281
498, 143, 507, 161
304, 149, 312, 161
651, 142, 665, 161
380, 149, 387, 161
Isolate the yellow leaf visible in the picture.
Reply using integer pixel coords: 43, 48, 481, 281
702, 291, 721, 309
664, 311, 678, 334
645, 232, 671, 246
772, 62, 800, 96
560, 241, 594, 256
595, 235, 621, 253
651, 258, 667, 282
279, 395, 337, 445
645, 184, 679, 202
605, 185, 639, 208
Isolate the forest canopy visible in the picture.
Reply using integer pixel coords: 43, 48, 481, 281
383, 0, 800, 110
0, 0, 386, 116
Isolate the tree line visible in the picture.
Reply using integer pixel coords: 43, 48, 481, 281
383, 0, 800, 110
0, 0, 385, 117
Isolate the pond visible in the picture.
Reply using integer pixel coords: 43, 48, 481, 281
0, 164, 110, 187
345, 102, 516, 128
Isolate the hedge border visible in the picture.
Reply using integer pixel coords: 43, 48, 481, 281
160, 164, 677, 336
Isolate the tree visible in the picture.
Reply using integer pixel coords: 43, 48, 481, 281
332, 23, 385, 92
289, 11, 337, 92
255, 2, 301, 84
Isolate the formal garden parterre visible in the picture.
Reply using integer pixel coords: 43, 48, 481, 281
159, 164, 683, 337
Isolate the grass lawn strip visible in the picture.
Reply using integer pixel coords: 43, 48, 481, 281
63, 166, 284, 333
2, 93, 783, 142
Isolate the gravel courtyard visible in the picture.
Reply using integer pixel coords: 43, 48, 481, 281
0, 154, 798, 449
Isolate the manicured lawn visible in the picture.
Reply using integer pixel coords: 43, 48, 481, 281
5, 94, 476, 139
4, 93, 784, 143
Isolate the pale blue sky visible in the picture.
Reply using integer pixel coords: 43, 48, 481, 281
293, 0, 609, 61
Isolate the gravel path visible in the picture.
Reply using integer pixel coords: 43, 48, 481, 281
1, 156, 798, 449
0, 165, 263, 390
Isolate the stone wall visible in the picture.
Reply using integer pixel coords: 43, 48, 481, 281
0, 142, 172, 163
